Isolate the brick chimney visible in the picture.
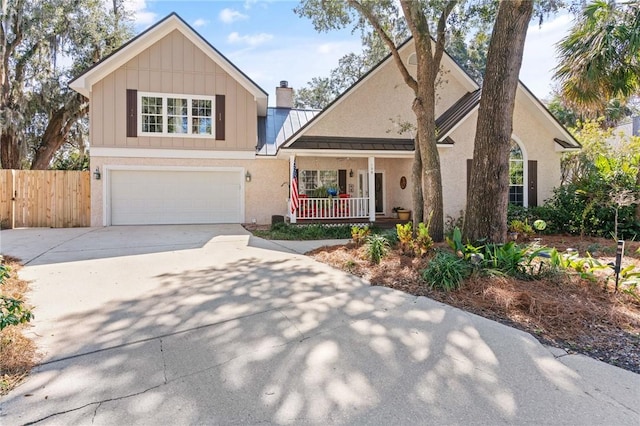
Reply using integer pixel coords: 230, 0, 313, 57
276, 80, 293, 109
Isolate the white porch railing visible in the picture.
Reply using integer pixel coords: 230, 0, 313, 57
296, 197, 370, 220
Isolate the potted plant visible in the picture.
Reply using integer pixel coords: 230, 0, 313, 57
394, 207, 411, 221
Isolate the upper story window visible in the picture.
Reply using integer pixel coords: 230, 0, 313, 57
139, 92, 214, 137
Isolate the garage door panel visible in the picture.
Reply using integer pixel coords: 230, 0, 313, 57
110, 170, 242, 225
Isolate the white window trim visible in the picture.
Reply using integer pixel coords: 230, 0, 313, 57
299, 169, 339, 195
138, 91, 215, 138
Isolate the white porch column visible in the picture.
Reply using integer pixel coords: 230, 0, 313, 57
368, 156, 375, 222
289, 155, 297, 224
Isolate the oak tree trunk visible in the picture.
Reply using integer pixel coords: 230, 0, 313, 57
0, 130, 22, 169
463, 0, 533, 243
413, 89, 444, 241
31, 100, 88, 170
412, 135, 424, 225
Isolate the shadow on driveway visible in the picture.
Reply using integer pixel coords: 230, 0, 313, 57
2, 254, 638, 424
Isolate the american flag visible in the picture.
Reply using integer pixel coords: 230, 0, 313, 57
291, 161, 299, 213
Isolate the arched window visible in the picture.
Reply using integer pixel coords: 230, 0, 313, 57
509, 140, 524, 206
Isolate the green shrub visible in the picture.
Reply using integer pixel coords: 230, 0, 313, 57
396, 222, 413, 254
365, 234, 390, 265
395, 220, 433, 257
539, 147, 640, 239
414, 222, 433, 256
422, 250, 470, 291
445, 211, 464, 238
483, 242, 529, 278
0, 262, 34, 331
0, 264, 10, 284
508, 219, 534, 238
446, 226, 465, 256
351, 225, 370, 246
257, 223, 352, 240
0, 296, 34, 331
379, 228, 398, 245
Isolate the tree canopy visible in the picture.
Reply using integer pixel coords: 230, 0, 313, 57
0, 0, 133, 170
554, 0, 640, 116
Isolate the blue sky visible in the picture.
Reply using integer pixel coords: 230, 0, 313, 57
126, 0, 573, 105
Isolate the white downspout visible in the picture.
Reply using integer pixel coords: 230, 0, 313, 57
368, 156, 375, 222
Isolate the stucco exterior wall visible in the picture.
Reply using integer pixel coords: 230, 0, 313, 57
304, 44, 473, 139
90, 29, 257, 152
438, 95, 564, 221
512, 91, 563, 204
90, 156, 287, 226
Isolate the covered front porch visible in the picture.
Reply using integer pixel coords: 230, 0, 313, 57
285, 151, 414, 224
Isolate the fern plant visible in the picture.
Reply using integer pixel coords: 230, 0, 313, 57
351, 225, 370, 247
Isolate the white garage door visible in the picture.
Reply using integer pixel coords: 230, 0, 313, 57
110, 170, 242, 225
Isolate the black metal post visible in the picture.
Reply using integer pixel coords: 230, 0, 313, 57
614, 240, 624, 292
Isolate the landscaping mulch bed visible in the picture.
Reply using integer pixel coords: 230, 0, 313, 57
309, 236, 640, 374
0, 257, 38, 396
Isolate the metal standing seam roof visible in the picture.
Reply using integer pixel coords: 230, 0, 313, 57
434, 89, 482, 141
257, 108, 320, 155
553, 137, 578, 149
289, 136, 415, 151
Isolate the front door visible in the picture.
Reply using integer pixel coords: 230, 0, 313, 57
358, 171, 384, 214
374, 173, 384, 214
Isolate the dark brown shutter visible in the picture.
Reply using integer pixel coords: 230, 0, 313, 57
126, 89, 137, 137
338, 169, 347, 194
528, 160, 538, 207
215, 95, 225, 140
466, 159, 473, 194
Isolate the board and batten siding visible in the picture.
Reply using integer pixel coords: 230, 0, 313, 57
90, 29, 257, 151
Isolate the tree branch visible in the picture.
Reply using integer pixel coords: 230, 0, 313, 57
347, 0, 418, 92
433, 1, 457, 69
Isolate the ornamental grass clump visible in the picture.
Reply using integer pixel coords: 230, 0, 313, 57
422, 250, 471, 291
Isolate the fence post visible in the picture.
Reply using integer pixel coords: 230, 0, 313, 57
11, 169, 16, 229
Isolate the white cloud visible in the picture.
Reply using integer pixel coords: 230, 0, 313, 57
521, 14, 573, 99
226, 38, 362, 105
192, 18, 209, 28
125, 0, 157, 27
227, 32, 274, 47
219, 8, 249, 24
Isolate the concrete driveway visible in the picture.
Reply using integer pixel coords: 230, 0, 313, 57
0, 225, 638, 425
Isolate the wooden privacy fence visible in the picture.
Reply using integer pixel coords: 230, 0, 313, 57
0, 170, 90, 229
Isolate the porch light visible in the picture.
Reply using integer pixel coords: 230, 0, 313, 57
349, 169, 354, 178
245, 171, 252, 182
93, 167, 101, 180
